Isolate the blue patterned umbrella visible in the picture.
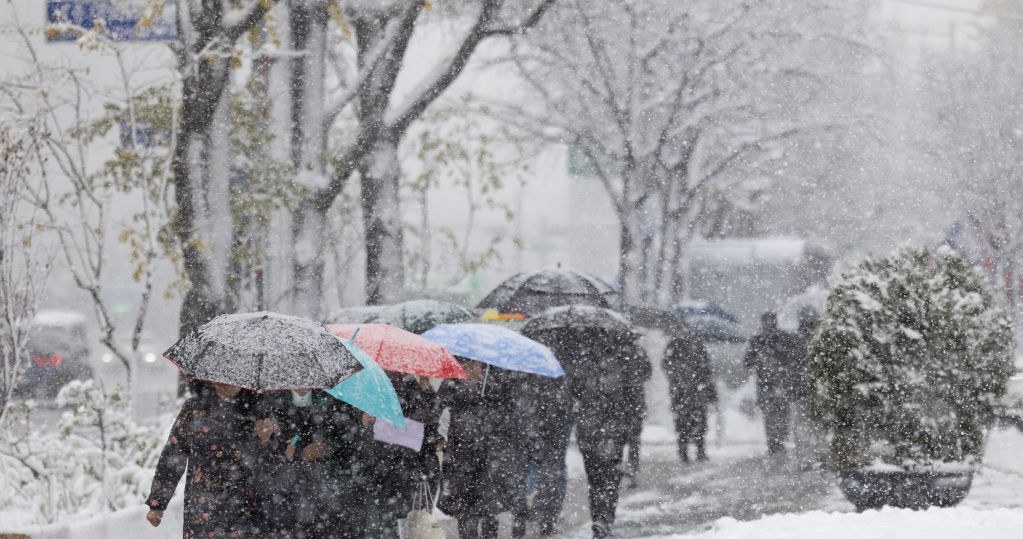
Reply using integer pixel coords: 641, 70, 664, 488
421, 323, 564, 377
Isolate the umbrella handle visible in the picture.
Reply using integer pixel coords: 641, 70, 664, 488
349, 327, 361, 343
480, 364, 490, 396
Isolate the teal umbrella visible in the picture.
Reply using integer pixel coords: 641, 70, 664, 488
326, 331, 406, 427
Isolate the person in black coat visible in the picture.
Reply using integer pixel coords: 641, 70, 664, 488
255, 389, 364, 539
437, 360, 524, 539
662, 332, 717, 463
145, 382, 261, 537
357, 373, 442, 538
516, 328, 576, 537
743, 312, 798, 456
569, 329, 634, 539
620, 339, 651, 486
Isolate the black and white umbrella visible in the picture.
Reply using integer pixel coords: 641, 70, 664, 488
164, 311, 360, 390
522, 304, 635, 336
476, 268, 620, 316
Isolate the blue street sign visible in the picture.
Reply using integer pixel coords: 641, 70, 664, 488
46, 1, 177, 42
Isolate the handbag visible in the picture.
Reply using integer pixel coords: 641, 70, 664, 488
404, 482, 445, 539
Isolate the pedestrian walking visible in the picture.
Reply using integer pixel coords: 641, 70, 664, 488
255, 389, 365, 539
145, 382, 262, 537
743, 312, 798, 456
510, 371, 573, 537
662, 331, 717, 463
569, 330, 634, 538
437, 360, 523, 539
357, 373, 443, 538
621, 337, 652, 487
788, 307, 826, 468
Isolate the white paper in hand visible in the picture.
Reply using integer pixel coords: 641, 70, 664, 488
374, 417, 425, 451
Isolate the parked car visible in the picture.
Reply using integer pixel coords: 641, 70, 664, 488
17, 310, 93, 399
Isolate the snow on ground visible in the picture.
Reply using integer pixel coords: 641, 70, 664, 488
652, 506, 1023, 539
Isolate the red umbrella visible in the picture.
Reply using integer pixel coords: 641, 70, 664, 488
326, 323, 466, 379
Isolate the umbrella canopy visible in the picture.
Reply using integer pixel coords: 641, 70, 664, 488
326, 323, 466, 379
326, 305, 386, 325
625, 304, 690, 334
476, 268, 620, 316
327, 335, 405, 427
163, 311, 359, 390
674, 301, 746, 343
421, 323, 564, 377
375, 299, 475, 334
522, 305, 636, 336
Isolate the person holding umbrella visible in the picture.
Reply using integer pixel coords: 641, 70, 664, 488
145, 381, 263, 536
148, 312, 363, 537
421, 323, 563, 539
522, 306, 639, 538
327, 323, 465, 538
255, 389, 366, 538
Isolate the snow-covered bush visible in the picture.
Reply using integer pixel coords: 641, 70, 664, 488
808, 247, 1015, 470
0, 380, 168, 524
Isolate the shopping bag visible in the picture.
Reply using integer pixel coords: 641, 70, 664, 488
404, 482, 445, 539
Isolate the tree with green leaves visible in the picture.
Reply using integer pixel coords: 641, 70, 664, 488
808, 247, 1015, 470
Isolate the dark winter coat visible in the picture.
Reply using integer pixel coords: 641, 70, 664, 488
356, 373, 442, 505
437, 368, 525, 518
788, 327, 814, 403
662, 333, 717, 408
743, 328, 799, 402
621, 340, 652, 421
146, 392, 261, 538
569, 335, 634, 457
255, 390, 363, 536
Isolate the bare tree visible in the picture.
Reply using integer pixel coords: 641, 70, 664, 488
169, 0, 279, 336
2, 20, 176, 387
0, 119, 52, 423
275, 0, 555, 314
510, 0, 871, 305
929, 14, 1023, 323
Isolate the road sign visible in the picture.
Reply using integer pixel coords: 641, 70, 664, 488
46, 1, 177, 42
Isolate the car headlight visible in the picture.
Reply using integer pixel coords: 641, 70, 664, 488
143, 352, 157, 363
101, 353, 114, 363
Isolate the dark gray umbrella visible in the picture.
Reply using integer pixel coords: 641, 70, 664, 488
376, 299, 474, 334
477, 268, 620, 316
522, 305, 636, 336
164, 311, 360, 390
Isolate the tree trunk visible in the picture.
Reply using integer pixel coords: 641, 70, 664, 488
286, 2, 331, 319
174, 60, 235, 338
291, 199, 328, 319
360, 133, 406, 305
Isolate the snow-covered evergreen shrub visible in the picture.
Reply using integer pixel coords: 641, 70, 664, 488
808, 247, 1015, 470
0, 380, 168, 524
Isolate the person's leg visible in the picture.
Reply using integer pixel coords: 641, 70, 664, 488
673, 404, 694, 463
480, 515, 499, 539
694, 405, 709, 462
578, 437, 625, 533
763, 399, 788, 455
457, 516, 479, 538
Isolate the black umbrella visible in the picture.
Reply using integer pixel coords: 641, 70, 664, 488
477, 268, 620, 316
164, 311, 360, 390
522, 304, 636, 336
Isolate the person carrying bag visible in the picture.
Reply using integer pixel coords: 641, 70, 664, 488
404, 481, 445, 539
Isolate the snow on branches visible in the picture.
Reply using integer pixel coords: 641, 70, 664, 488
808, 247, 1015, 469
